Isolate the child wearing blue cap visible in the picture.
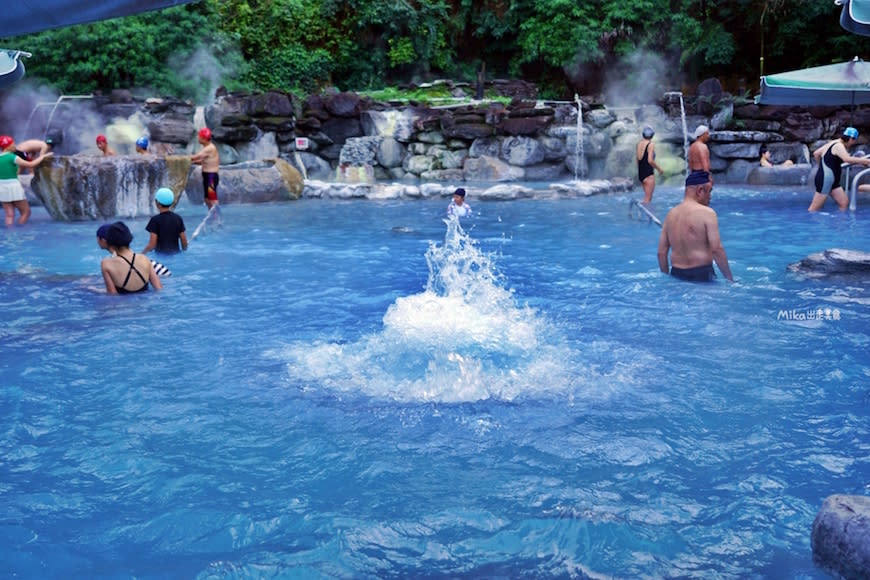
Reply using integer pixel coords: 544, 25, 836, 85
142, 188, 188, 254
809, 126, 870, 212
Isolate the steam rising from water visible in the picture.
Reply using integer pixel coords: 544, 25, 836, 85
604, 50, 678, 108
170, 46, 233, 105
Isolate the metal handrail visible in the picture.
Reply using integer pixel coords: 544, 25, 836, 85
628, 199, 662, 226
848, 166, 870, 211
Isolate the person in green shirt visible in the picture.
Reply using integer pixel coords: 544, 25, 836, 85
0, 135, 53, 226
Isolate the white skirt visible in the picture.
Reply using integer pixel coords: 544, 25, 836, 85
0, 178, 25, 203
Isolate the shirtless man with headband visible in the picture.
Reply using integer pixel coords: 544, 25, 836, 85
657, 170, 733, 282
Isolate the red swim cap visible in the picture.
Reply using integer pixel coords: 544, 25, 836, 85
198, 127, 212, 141
0, 135, 13, 149
96, 134, 107, 144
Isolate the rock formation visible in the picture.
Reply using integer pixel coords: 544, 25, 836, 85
812, 494, 870, 579
787, 248, 870, 278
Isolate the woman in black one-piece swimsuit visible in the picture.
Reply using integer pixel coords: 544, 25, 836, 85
636, 126, 664, 204
99, 221, 162, 295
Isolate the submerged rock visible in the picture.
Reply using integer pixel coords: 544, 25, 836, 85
812, 494, 870, 579
788, 248, 870, 277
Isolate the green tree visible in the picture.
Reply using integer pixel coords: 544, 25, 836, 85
4, 0, 863, 101
8, 4, 242, 101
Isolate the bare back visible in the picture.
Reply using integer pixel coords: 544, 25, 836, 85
16, 139, 49, 157
659, 200, 720, 269
101, 251, 160, 294
688, 141, 710, 172
636, 139, 652, 161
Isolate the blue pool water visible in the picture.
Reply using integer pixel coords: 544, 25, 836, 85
1, 185, 869, 578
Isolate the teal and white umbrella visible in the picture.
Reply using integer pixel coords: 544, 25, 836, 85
756, 57, 870, 108
838, 0, 870, 36
0, 0, 195, 88
2, 0, 195, 37
0, 49, 28, 89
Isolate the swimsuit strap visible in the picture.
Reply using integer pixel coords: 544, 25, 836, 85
117, 252, 148, 290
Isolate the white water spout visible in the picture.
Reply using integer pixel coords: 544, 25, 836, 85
663, 91, 689, 176
676, 93, 689, 176
574, 94, 586, 180
43, 95, 94, 140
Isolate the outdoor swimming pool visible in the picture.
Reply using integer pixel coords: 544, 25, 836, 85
1, 184, 868, 578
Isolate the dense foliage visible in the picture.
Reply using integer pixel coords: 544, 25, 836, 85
4, 0, 868, 101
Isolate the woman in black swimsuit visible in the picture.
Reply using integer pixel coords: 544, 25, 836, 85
636, 126, 664, 204
100, 222, 162, 295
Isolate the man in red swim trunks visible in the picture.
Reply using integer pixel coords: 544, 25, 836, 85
190, 127, 220, 216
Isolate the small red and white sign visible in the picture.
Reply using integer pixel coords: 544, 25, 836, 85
295, 137, 309, 150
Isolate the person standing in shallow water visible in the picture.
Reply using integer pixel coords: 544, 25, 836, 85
636, 125, 664, 204
808, 126, 870, 212
657, 171, 733, 283
447, 188, 472, 217
190, 127, 220, 219
688, 125, 712, 183
143, 188, 187, 254
0, 135, 53, 226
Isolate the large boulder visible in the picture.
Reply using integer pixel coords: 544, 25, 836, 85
788, 248, 870, 277
782, 112, 825, 142
340, 136, 381, 166
246, 91, 294, 117
747, 164, 812, 186
498, 115, 552, 136
294, 151, 333, 180
500, 136, 545, 166
325, 92, 362, 117
184, 160, 303, 204
463, 154, 524, 181
321, 117, 364, 147
812, 494, 870, 579
376, 138, 406, 168
147, 116, 196, 145
31, 155, 190, 220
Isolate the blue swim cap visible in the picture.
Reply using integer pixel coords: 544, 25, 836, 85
154, 188, 175, 206
844, 127, 859, 139
96, 224, 110, 239
136, 136, 149, 150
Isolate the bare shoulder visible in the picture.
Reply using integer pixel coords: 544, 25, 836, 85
700, 205, 720, 225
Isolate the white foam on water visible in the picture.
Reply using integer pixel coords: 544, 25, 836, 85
274, 216, 625, 403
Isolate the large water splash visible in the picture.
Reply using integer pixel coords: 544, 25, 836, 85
276, 217, 597, 403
